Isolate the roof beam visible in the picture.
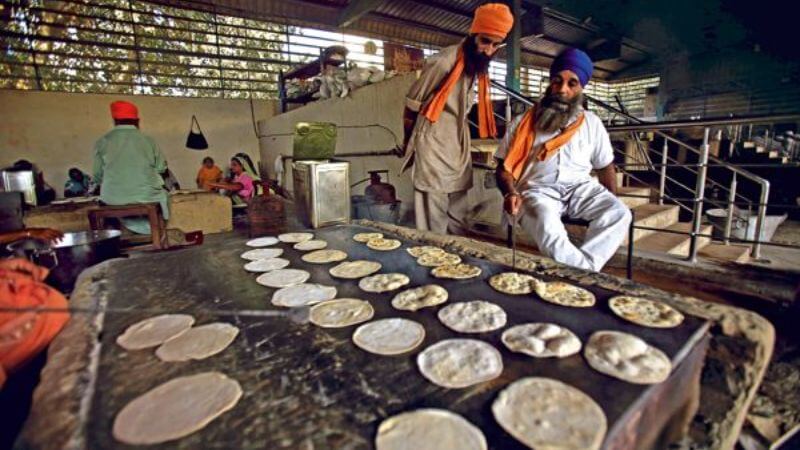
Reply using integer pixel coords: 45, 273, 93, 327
337, 0, 386, 28
587, 38, 622, 61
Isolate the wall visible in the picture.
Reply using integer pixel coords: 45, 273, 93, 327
0, 90, 275, 197
258, 74, 417, 221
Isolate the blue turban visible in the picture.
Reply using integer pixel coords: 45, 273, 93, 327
550, 48, 593, 87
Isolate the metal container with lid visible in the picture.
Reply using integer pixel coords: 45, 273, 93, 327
292, 160, 350, 228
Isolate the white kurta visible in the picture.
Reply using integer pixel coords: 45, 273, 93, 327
495, 109, 631, 272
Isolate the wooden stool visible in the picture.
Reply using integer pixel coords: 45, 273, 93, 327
88, 203, 166, 249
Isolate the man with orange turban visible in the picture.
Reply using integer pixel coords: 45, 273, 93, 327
402, 3, 513, 235
92, 101, 170, 234
494, 48, 630, 272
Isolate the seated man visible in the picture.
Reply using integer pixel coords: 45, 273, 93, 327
92, 101, 170, 234
494, 48, 631, 272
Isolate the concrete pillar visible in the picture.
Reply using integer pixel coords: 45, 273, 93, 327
505, 0, 522, 91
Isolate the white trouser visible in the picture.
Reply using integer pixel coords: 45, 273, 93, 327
414, 189, 469, 235
517, 180, 631, 272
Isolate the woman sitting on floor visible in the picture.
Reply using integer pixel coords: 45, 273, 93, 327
206, 156, 257, 205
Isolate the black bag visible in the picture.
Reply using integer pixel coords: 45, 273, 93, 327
186, 115, 209, 150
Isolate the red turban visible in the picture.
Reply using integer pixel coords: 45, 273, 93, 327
110, 101, 139, 120
470, 3, 514, 39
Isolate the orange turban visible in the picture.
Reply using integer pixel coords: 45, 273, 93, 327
470, 3, 514, 38
110, 101, 139, 120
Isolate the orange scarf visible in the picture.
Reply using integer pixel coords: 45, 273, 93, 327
421, 48, 497, 138
503, 107, 585, 180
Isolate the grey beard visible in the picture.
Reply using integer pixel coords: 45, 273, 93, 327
535, 93, 583, 133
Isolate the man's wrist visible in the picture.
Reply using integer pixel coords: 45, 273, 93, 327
503, 191, 520, 200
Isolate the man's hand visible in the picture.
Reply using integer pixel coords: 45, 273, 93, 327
26, 228, 64, 243
503, 193, 522, 216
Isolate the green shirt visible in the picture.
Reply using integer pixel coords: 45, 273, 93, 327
92, 125, 169, 220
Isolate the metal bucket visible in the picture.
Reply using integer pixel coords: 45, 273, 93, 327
6, 229, 122, 293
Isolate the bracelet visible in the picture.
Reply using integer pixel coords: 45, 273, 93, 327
503, 192, 520, 200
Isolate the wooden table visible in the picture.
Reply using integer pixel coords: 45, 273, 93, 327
19, 224, 710, 450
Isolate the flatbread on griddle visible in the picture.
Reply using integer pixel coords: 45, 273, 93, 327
488, 272, 544, 295
301, 249, 348, 264
391, 284, 449, 311
241, 248, 283, 261
535, 281, 596, 308
293, 239, 328, 251
431, 263, 482, 280
417, 339, 503, 388
375, 409, 487, 450
437, 301, 507, 333
243, 257, 290, 273
329, 260, 382, 279
501, 323, 582, 358
155, 323, 239, 362
608, 296, 684, 328
358, 273, 410, 293
584, 330, 672, 384
271, 283, 337, 308
116, 314, 195, 351
353, 232, 383, 243
416, 252, 461, 267
255, 269, 310, 288
277, 232, 314, 243
406, 246, 445, 258
352, 318, 426, 355
245, 236, 278, 247
366, 237, 402, 251
309, 298, 374, 328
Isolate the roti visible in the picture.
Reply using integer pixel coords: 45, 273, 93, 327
417, 252, 461, 267
492, 377, 607, 450
353, 318, 426, 355
431, 263, 482, 280
417, 339, 503, 388
501, 323, 582, 358
241, 248, 283, 261
366, 237, 402, 251
255, 269, 310, 288
353, 232, 383, 243
375, 409, 487, 450
155, 323, 239, 362
293, 239, 328, 251
245, 236, 278, 247
309, 298, 374, 328
277, 232, 314, 243
406, 246, 445, 258
243, 257, 290, 273
488, 272, 544, 295
271, 283, 337, 308
609, 296, 684, 328
536, 282, 596, 308
437, 301, 507, 333
301, 249, 348, 264
116, 314, 195, 351
584, 331, 672, 384
329, 260, 382, 279
112, 372, 242, 445
358, 273, 410, 293
391, 285, 449, 311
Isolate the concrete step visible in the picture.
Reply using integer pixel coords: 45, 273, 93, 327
628, 204, 681, 242
698, 242, 751, 263
617, 186, 652, 209
634, 222, 713, 256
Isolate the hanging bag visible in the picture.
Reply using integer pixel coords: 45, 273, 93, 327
185, 115, 209, 150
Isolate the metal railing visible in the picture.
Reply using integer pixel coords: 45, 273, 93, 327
487, 79, 800, 261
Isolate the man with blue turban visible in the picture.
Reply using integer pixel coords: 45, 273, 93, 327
493, 48, 631, 272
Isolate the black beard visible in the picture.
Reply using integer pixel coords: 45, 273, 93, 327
463, 37, 492, 76
535, 92, 583, 133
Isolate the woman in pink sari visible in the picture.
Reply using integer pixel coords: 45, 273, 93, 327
207, 156, 257, 205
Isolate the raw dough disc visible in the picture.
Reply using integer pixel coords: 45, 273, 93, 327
584, 330, 672, 384
293, 239, 328, 251
352, 318, 425, 355
492, 377, 607, 450
245, 236, 278, 247
488, 272, 544, 295
309, 298, 374, 328
366, 237, 402, 251
301, 249, 348, 264
271, 283, 337, 308
535, 282, 596, 308
406, 246, 445, 258
243, 257, 290, 273
329, 260, 382, 279
112, 372, 242, 445
255, 269, 310, 288
155, 323, 239, 362
501, 323, 582, 358
278, 232, 314, 243
437, 301, 507, 333
417, 252, 461, 267
375, 408, 487, 450
417, 339, 503, 388
117, 314, 195, 350
353, 232, 383, 243
391, 285, 449, 311
608, 296, 684, 328
431, 263, 482, 280
241, 248, 283, 261
358, 273, 410, 293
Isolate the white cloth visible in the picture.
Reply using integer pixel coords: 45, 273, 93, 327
414, 189, 469, 235
496, 108, 626, 272
518, 181, 631, 272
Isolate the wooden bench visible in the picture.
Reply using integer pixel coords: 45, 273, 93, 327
87, 203, 165, 249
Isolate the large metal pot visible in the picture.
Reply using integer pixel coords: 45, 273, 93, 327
6, 229, 122, 293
